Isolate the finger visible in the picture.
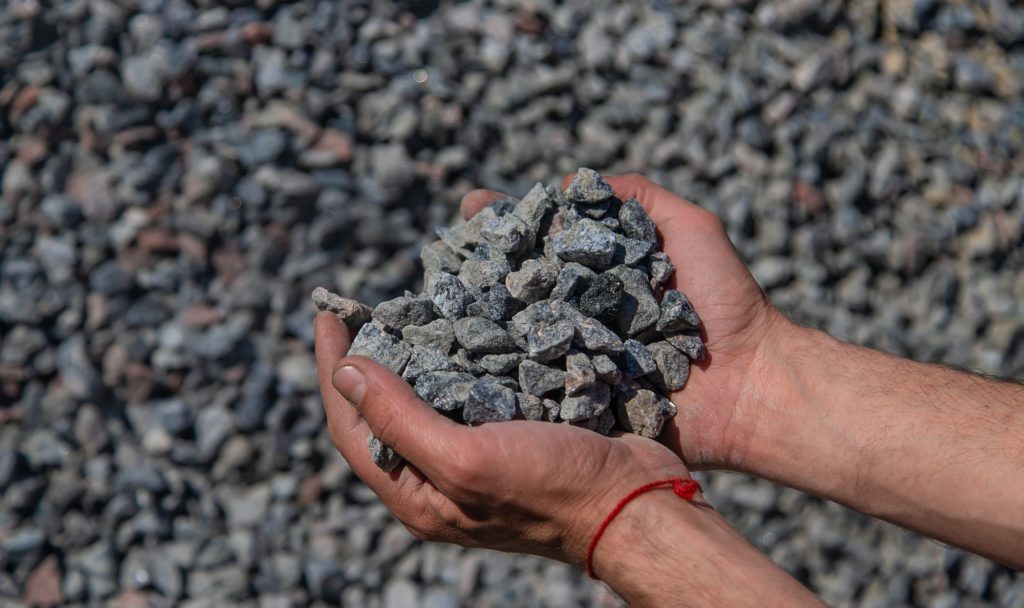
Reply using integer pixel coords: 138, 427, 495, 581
315, 313, 424, 492
332, 355, 478, 484
460, 189, 508, 219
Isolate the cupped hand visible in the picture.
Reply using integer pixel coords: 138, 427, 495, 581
463, 175, 788, 471
314, 312, 696, 565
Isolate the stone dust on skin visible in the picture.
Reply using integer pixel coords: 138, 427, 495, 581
313, 168, 707, 469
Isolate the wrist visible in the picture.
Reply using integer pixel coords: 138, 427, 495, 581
592, 489, 817, 606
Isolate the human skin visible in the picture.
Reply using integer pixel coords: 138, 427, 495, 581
316, 173, 1024, 603
465, 174, 1024, 569
315, 313, 820, 606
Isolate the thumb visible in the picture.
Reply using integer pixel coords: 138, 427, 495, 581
332, 355, 470, 480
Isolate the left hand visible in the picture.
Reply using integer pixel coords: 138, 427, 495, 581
313, 311, 696, 565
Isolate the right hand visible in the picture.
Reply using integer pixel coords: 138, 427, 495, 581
462, 174, 790, 471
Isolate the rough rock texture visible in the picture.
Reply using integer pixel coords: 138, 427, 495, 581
316, 169, 705, 468
3, 2, 1022, 605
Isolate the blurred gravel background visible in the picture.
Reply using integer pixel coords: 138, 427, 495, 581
2, 0, 1023, 606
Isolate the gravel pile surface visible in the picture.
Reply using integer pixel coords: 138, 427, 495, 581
1, 1, 1022, 606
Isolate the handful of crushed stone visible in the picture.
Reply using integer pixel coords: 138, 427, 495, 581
314, 168, 705, 471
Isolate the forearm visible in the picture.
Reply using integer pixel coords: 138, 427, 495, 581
592, 492, 821, 607
741, 323, 1024, 567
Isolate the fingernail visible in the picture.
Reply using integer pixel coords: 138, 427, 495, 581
333, 365, 366, 406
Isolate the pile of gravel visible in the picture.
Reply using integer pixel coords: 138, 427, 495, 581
316, 169, 705, 470
2, 0, 1023, 606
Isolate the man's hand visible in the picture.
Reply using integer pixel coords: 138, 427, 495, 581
314, 312, 819, 605
463, 174, 786, 472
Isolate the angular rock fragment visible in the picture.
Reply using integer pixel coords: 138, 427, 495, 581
526, 319, 574, 361
573, 316, 625, 353
368, 433, 402, 472
464, 381, 517, 425
592, 354, 623, 385
666, 333, 706, 362
485, 283, 523, 322
608, 265, 661, 336
646, 341, 691, 392
414, 371, 476, 411
420, 240, 464, 274
622, 339, 657, 380
618, 198, 657, 243
564, 167, 614, 204
615, 234, 655, 266
402, 319, 455, 352
657, 290, 701, 331
649, 251, 675, 284
542, 399, 561, 422
311, 287, 373, 328
505, 258, 559, 304
479, 352, 524, 375
459, 250, 511, 290
512, 183, 552, 232
518, 360, 566, 397
517, 393, 545, 421
560, 382, 611, 422
481, 213, 531, 254
552, 219, 617, 269
579, 272, 624, 323
429, 272, 472, 320
549, 262, 596, 300
348, 321, 412, 375
615, 387, 677, 438
564, 351, 596, 395
453, 316, 516, 354
372, 296, 434, 330
403, 345, 460, 381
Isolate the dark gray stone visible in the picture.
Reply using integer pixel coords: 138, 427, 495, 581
622, 339, 657, 380
349, 321, 412, 375
372, 296, 434, 329
368, 434, 402, 472
518, 360, 566, 397
657, 290, 701, 331
579, 272, 624, 323
646, 341, 691, 392
414, 371, 476, 412
464, 381, 517, 425
429, 272, 473, 321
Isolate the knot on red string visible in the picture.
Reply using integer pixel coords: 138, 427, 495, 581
584, 477, 703, 580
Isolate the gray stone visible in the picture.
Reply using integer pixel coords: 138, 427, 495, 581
526, 320, 574, 361
453, 317, 516, 354
505, 258, 559, 303
564, 352, 596, 396
414, 371, 476, 411
518, 360, 566, 397
609, 265, 661, 336
618, 198, 657, 243
480, 213, 531, 254
464, 381, 517, 425
591, 354, 623, 385
312, 287, 373, 328
622, 339, 657, 379
646, 341, 691, 392
657, 290, 701, 331
349, 321, 412, 375
429, 272, 473, 320
552, 219, 617, 269
420, 241, 463, 274
516, 393, 545, 420
616, 387, 677, 438
486, 283, 522, 321
368, 434, 402, 472
403, 345, 461, 381
573, 316, 625, 354
512, 183, 552, 232
402, 319, 455, 352
549, 262, 596, 300
650, 252, 675, 284
666, 333, 707, 361
564, 167, 614, 203
478, 352, 524, 375
559, 382, 611, 422
372, 296, 434, 329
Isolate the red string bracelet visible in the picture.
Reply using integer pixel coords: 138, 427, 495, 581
584, 477, 703, 580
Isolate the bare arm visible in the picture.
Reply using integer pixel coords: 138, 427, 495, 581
735, 322, 1024, 569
